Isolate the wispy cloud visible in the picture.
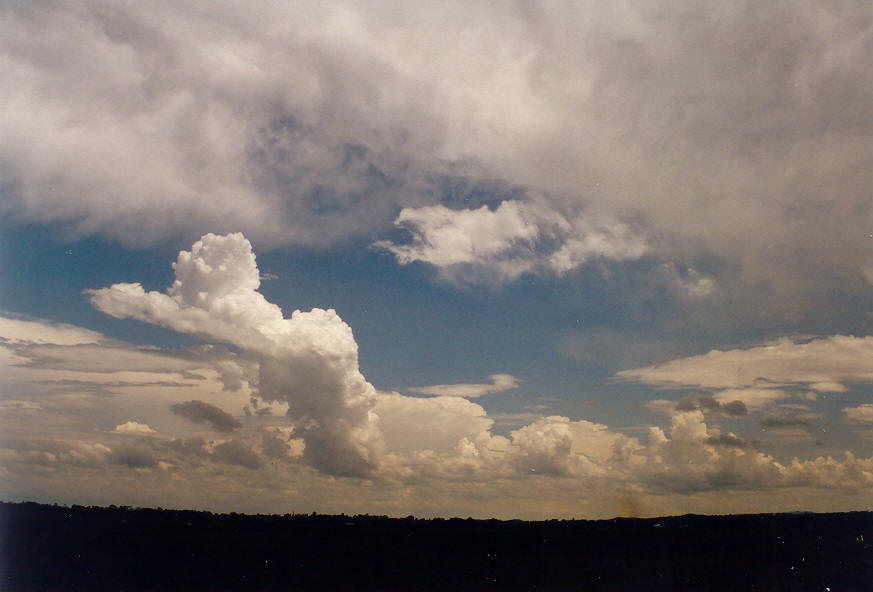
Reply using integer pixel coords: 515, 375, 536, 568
618, 336, 873, 395
407, 374, 521, 398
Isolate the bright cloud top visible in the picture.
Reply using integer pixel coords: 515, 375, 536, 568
113, 421, 155, 434
374, 201, 647, 285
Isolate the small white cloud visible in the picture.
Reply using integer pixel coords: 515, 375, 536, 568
374, 200, 647, 285
113, 421, 155, 434
406, 373, 520, 398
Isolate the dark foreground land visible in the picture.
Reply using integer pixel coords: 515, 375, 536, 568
1, 501, 871, 591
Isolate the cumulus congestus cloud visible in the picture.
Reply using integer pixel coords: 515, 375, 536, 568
88, 232, 384, 476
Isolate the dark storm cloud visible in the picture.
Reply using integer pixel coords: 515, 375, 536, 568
170, 400, 242, 433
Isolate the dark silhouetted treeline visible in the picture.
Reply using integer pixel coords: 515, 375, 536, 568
1, 501, 871, 591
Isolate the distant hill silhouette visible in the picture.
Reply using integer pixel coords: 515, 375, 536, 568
1, 501, 871, 591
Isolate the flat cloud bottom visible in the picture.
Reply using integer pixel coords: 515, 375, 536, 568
1, 502, 871, 591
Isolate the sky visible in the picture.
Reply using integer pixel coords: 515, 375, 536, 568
1, 0, 872, 519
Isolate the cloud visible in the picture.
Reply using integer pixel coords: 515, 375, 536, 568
651, 264, 716, 300
507, 416, 628, 477
639, 412, 784, 492
711, 389, 790, 413
261, 432, 296, 460
9, 342, 214, 377
646, 394, 748, 417
114, 421, 155, 434
0, 315, 102, 345
110, 443, 157, 469
212, 440, 262, 470
1, 233, 864, 516
373, 201, 647, 285
760, 416, 811, 428
406, 374, 520, 398
2, 1, 872, 325
373, 391, 492, 455
89, 233, 383, 476
170, 400, 241, 433
0, 439, 113, 469
843, 404, 873, 424
618, 336, 873, 396
720, 400, 750, 417
81, 232, 873, 499
0, 316, 249, 391
704, 433, 752, 449
0, 313, 255, 443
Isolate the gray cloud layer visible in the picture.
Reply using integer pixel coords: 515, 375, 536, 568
3, 1, 872, 324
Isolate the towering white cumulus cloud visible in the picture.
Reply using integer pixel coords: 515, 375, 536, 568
88, 233, 383, 476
